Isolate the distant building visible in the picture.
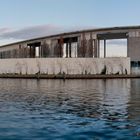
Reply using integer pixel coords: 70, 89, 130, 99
0, 26, 140, 75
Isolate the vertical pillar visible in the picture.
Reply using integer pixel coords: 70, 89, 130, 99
97, 40, 100, 58
77, 37, 82, 58
33, 46, 35, 58
59, 44, 61, 57
21, 47, 23, 58
24, 47, 26, 58
66, 43, 69, 58
89, 33, 93, 58
127, 38, 129, 57
30, 46, 32, 58
69, 39, 72, 58
29, 46, 31, 58
69, 43, 71, 58
104, 40, 106, 58
39, 46, 41, 58
19, 45, 21, 58
94, 39, 98, 58
59, 37, 64, 58
82, 33, 87, 57
41, 43, 44, 58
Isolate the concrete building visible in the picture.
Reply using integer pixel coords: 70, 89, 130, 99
0, 25, 140, 75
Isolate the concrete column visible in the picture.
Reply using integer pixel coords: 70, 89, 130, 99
66, 43, 68, 58
29, 46, 31, 58
33, 47, 35, 58
39, 46, 41, 58
104, 40, 106, 58
127, 38, 129, 57
94, 39, 98, 58
97, 40, 100, 58
69, 40, 72, 58
69, 43, 71, 58
59, 44, 63, 58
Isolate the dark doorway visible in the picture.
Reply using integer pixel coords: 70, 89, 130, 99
27, 42, 41, 58
59, 37, 78, 58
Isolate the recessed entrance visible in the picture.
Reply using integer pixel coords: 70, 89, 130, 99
59, 37, 78, 58
27, 42, 41, 58
97, 33, 128, 58
99, 39, 127, 57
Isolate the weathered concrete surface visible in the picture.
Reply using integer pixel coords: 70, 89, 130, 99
0, 58, 130, 75
131, 67, 140, 75
128, 37, 140, 61
1, 26, 140, 63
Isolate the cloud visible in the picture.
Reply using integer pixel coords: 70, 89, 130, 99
107, 39, 127, 46
0, 24, 94, 40
0, 24, 96, 45
0, 28, 12, 34
0, 24, 71, 45
0, 24, 66, 40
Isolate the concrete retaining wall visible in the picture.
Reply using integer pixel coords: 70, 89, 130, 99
0, 58, 130, 75
131, 68, 140, 75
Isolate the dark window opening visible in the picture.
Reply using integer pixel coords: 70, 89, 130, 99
131, 61, 140, 67
58, 37, 78, 58
27, 42, 41, 58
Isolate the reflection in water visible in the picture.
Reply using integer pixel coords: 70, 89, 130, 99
0, 79, 139, 139
100, 80, 130, 121
128, 79, 140, 124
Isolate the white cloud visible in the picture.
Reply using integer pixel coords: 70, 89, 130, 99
0, 24, 94, 45
0, 28, 12, 34
107, 39, 127, 46
0, 24, 66, 40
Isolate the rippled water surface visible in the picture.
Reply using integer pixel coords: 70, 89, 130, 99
0, 79, 140, 140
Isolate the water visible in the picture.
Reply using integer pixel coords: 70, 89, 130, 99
0, 79, 139, 140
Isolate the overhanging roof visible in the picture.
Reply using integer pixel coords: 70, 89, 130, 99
97, 32, 128, 40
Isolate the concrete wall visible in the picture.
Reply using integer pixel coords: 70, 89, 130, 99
0, 44, 19, 52
128, 31, 140, 61
0, 58, 130, 75
128, 37, 140, 61
131, 68, 140, 75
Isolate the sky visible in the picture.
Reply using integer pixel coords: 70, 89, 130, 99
0, 0, 140, 45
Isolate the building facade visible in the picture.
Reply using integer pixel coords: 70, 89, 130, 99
0, 26, 140, 75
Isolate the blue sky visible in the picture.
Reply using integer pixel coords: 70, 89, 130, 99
0, 0, 140, 45
1, 0, 140, 27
